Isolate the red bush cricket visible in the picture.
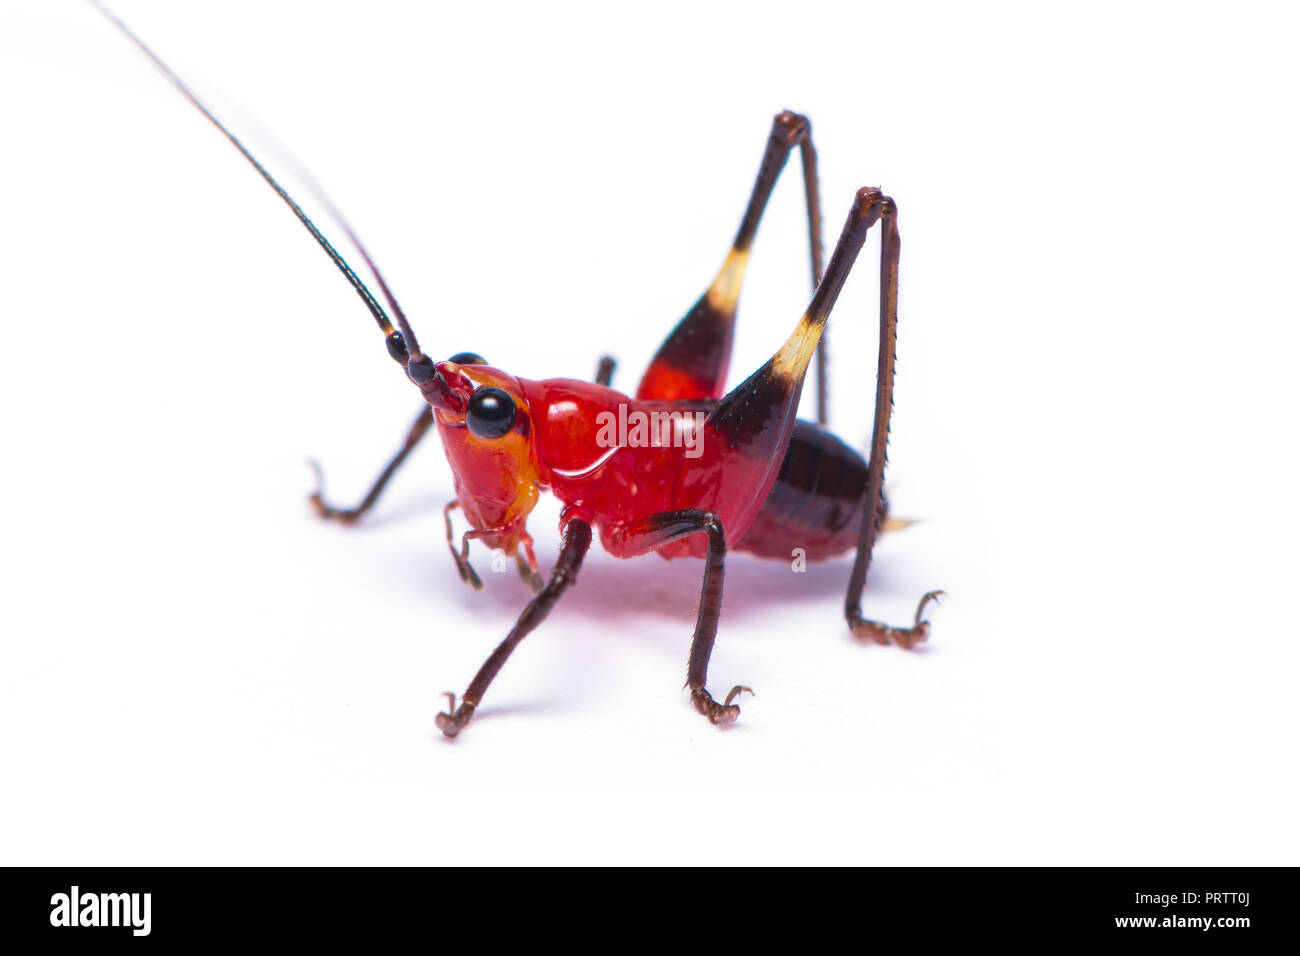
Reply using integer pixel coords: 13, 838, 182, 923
96, 3, 942, 737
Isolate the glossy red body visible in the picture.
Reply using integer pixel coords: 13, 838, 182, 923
431, 362, 834, 562
94, 5, 928, 736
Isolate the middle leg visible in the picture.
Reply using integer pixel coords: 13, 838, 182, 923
594, 355, 617, 387
605, 509, 751, 724
310, 404, 434, 524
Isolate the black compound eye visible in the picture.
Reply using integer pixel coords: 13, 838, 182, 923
465, 387, 517, 439
386, 331, 409, 363
448, 352, 487, 367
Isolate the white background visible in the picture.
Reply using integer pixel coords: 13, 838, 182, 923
1, 1, 1296, 865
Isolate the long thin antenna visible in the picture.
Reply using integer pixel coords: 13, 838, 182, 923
292, 164, 423, 357
88, 0, 427, 359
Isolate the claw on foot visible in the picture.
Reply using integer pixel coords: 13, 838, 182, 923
450, 549, 484, 590
691, 684, 753, 725
516, 552, 544, 594
444, 502, 486, 590
850, 589, 945, 649
307, 459, 361, 525
435, 692, 477, 738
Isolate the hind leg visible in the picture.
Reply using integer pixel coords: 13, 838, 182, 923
851, 590, 945, 649
636, 111, 825, 407
830, 192, 944, 646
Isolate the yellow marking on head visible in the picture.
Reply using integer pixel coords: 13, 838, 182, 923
705, 248, 750, 313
